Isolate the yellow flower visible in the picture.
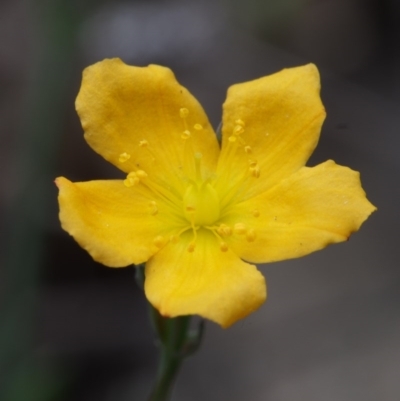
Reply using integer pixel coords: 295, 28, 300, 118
56, 59, 376, 328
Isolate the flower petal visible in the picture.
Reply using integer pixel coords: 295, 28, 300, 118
223, 160, 376, 263
76, 58, 219, 186
216, 64, 326, 201
144, 229, 266, 328
56, 177, 185, 267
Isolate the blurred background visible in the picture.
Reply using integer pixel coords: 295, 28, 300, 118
0, 0, 399, 400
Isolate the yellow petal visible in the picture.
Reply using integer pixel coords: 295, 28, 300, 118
76, 58, 219, 188
216, 64, 326, 201
56, 177, 184, 267
224, 160, 376, 263
144, 229, 266, 328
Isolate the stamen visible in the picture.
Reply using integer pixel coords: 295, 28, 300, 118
179, 108, 189, 118
234, 125, 244, 135
141, 174, 184, 217
170, 235, 179, 244
124, 172, 139, 187
252, 209, 260, 218
217, 223, 232, 236
139, 140, 148, 147
181, 130, 191, 140
235, 119, 245, 126
153, 235, 166, 248
149, 201, 158, 216
220, 242, 229, 252
244, 146, 252, 154
186, 205, 196, 213
228, 136, 237, 143
187, 241, 196, 253
194, 124, 203, 130
119, 152, 131, 163
246, 229, 256, 242
250, 165, 260, 178
136, 170, 148, 179
248, 159, 261, 178
234, 223, 247, 235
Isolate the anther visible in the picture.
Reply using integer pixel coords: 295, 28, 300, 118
248, 159, 258, 168
124, 172, 139, 187
220, 242, 229, 252
149, 201, 158, 216
194, 124, 203, 130
179, 108, 189, 118
246, 229, 256, 242
136, 170, 147, 179
234, 223, 247, 235
119, 152, 131, 163
139, 140, 148, 147
252, 209, 260, 218
217, 224, 232, 236
228, 136, 237, 143
153, 236, 165, 248
250, 165, 260, 178
187, 242, 196, 253
186, 205, 196, 213
181, 130, 191, 139
233, 125, 244, 135
170, 235, 179, 244
244, 146, 252, 154
235, 119, 245, 126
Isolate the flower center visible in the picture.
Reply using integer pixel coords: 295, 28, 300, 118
183, 181, 220, 226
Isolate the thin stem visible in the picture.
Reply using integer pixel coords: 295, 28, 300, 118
135, 266, 204, 401
148, 322, 182, 400
148, 315, 191, 401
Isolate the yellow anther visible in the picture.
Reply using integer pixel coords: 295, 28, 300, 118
235, 119, 245, 126
252, 209, 260, 218
194, 124, 203, 130
228, 136, 237, 143
170, 235, 179, 244
153, 235, 166, 248
179, 108, 189, 118
136, 170, 147, 179
217, 224, 232, 236
119, 152, 131, 163
187, 241, 196, 253
123, 179, 133, 187
186, 205, 196, 213
233, 125, 244, 135
246, 229, 256, 242
248, 159, 258, 168
139, 140, 148, 147
123, 172, 139, 187
149, 201, 158, 216
250, 165, 260, 178
220, 242, 229, 252
234, 223, 247, 235
244, 146, 252, 154
181, 130, 191, 139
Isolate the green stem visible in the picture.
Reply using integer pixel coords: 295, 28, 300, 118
136, 266, 204, 401
148, 320, 187, 401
